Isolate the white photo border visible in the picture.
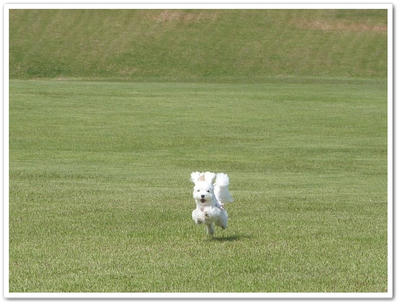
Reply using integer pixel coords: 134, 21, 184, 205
3, 1, 393, 299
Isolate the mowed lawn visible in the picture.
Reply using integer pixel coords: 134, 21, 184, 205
9, 79, 387, 292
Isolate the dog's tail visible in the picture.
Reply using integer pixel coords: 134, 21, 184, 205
214, 173, 234, 206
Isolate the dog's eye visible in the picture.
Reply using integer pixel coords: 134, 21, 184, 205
207, 190, 210, 193
197, 190, 200, 192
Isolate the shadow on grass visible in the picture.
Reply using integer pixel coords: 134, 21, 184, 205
208, 233, 252, 242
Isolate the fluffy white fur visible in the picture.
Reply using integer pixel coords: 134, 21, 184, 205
190, 171, 234, 235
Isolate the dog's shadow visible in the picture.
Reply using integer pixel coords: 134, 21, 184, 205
208, 233, 251, 242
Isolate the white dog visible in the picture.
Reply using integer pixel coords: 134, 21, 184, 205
190, 171, 233, 235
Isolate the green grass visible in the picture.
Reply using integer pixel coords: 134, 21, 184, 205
9, 78, 387, 292
9, 9, 387, 81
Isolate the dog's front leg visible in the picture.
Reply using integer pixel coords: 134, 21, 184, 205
206, 223, 215, 235
192, 209, 205, 224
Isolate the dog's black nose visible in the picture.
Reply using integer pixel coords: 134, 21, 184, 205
201, 195, 205, 199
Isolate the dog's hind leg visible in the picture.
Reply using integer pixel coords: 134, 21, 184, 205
215, 209, 228, 230
219, 217, 228, 230
206, 223, 215, 235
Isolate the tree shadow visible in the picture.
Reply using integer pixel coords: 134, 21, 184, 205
208, 233, 252, 242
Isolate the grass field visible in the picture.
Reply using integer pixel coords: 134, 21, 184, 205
9, 78, 387, 292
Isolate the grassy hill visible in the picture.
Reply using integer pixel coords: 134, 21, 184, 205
9, 9, 387, 81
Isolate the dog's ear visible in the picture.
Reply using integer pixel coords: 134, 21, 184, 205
204, 172, 216, 184
190, 172, 201, 184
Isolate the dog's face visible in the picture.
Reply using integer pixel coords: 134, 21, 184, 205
191, 171, 216, 206
193, 181, 214, 205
